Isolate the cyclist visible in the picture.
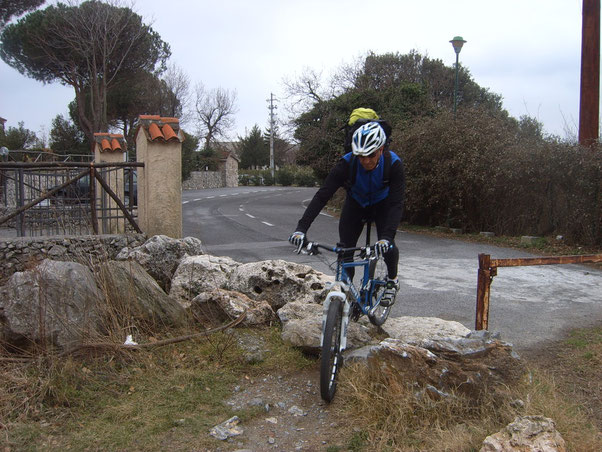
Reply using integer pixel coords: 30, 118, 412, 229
289, 119, 405, 307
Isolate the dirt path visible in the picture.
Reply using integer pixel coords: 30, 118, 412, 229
220, 365, 351, 451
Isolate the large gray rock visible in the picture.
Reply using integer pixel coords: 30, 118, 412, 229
170, 254, 240, 309
97, 260, 186, 328
480, 416, 566, 452
381, 316, 471, 343
346, 335, 525, 402
0, 259, 102, 349
116, 235, 204, 291
191, 289, 275, 327
277, 301, 375, 353
228, 260, 333, 310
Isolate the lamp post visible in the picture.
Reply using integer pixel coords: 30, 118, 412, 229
450, 36, 467, 116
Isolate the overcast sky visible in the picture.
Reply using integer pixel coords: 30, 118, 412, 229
0, 0, 587, 144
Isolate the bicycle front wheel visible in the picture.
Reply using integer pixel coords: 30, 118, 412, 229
320, 297, 343, 402
368, 257, 391, 327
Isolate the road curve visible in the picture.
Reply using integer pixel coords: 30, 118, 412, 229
183, 187, 602, 350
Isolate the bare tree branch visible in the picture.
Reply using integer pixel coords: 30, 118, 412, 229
194, 83, 238, 150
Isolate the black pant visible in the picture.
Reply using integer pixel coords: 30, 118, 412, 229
338, 196, 399, 280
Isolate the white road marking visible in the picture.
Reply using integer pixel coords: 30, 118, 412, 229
182, 201, 189, 204
246, 214, 256, 219
262, 221, 274, 226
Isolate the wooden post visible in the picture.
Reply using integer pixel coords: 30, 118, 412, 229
475, 253, 492, 330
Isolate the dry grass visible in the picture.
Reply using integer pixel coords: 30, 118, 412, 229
336, 328, 602, 452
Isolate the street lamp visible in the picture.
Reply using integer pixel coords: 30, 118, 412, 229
450, 36, 467, 115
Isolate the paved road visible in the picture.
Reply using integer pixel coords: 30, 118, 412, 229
183, 186, 602, 350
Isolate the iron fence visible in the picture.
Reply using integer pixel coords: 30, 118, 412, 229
0, 162, 142, 237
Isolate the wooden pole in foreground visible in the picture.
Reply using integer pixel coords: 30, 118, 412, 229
579, 0, 600, 145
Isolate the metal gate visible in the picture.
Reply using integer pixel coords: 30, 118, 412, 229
0, 161, 143, 237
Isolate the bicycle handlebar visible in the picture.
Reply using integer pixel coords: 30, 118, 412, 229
302, 240, 371, 257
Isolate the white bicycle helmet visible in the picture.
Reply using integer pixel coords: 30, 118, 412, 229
351, 122, 387, 156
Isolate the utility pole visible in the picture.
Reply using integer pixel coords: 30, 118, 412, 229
579, 0, 600, 145
267, 93, 277, 178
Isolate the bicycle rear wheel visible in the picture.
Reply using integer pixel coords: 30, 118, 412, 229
368, 257, 391, 327
320, 297, 343, 402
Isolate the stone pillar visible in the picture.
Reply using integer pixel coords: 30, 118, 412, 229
135, 115, 183, 238
93, 133, 127, 234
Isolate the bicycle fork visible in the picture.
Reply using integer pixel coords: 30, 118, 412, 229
320, 290, 351, 351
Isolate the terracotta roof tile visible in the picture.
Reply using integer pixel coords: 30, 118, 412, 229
93, 133, 126, 152
162, 123, 177, 141
148, 122, 163, 141
137, 115, 183, 143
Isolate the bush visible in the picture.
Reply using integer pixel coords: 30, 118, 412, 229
294, 166, 317, 187
262, 170, 274, 186
396, 107, 602, 246
277, 166, 295, 186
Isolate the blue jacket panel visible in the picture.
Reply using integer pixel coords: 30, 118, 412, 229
342, 152, 401, 207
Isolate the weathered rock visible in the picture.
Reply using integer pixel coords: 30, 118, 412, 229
480, 416, 566, 452
116, 235, 204, 291
209, 416, 243, 440
228, 260, 333, 310
346, 336, 525, 402
191, 288, 275, 327
278, 301, 375, 353
97, 260, 186, 328
169, 254, 240, 309
381, 316, 471, 343
0, 259, 102, 349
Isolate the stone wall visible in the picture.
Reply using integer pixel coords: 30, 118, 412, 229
182, 171, 224, 190
0, 233, 146, 285
224, 157, 239, 187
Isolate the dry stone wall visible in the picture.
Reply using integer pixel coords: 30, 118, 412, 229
182, 171, 224, 190
0, 234, 146, 284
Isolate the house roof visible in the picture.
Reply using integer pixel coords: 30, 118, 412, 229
93, 133, 127, 152
137, 115, 184, 143
214, 142, 240, 162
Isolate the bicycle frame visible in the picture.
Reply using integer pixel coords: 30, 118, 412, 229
314, 243, 387, 350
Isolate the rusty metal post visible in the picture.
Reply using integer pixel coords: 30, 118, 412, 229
475, 253, 492, 330
579, 0, 600, 145
89, 164, 98, 234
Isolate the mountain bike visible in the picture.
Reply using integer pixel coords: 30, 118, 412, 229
298, 224, 392, 402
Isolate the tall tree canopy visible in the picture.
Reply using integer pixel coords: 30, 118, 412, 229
0, 0, 44, 30
291, 51, 506, 179
238, 125, 268, 169
0, 0, 170, 147
0, 121, 38, 149
49, 114, 88, 154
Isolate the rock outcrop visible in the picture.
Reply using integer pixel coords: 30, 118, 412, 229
191, 288, 275, 327
97, 260, 187, 328
228, 260, 333, 310
480, 416, 566, 452
277, 301, 374, 353
116, 234, 204, 291
169, 254, 240, 308
0, 259, 102, 348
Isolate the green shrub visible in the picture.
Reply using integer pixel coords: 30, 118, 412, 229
262, 170, 274, 186
277, 166, 295, 186
294, 166, 317, 187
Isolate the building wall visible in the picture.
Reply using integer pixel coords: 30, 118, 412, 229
182, 155, 239, 189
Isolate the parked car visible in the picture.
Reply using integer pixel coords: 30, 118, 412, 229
49, 175, 90, 205
49, 170, 137, 206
